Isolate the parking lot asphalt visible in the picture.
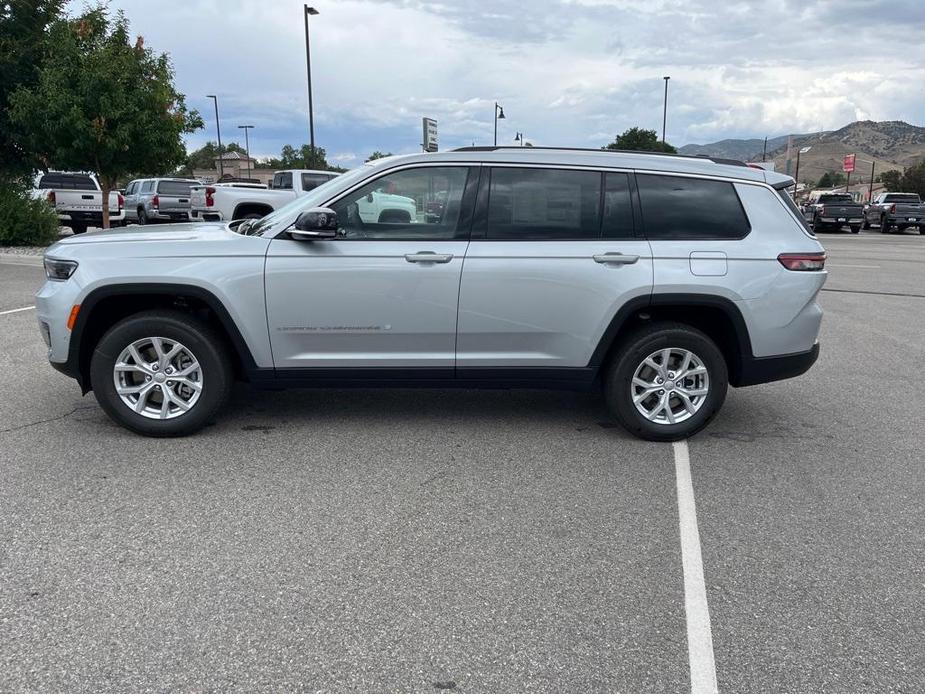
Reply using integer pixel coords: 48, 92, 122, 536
1, 229, 923, 692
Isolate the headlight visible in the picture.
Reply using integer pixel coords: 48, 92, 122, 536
44, 257, 78, 281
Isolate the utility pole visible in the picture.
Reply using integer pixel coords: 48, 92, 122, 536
238, 125, 254, 180
206, 95, 224, 178
662, 76, 670, 144
762, 136, 768, 162
304, 6, 319, 150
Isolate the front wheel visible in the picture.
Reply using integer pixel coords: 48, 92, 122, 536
850, 225, 861, 234
604, 323, 728, 442
881, 217, 891, 233
89, 310, 232, 437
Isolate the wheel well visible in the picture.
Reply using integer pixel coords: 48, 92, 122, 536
599, 303, 748, 384
232, 203, 273, 220
76, 293, 249, 390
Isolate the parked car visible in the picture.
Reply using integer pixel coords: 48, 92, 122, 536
32, 171, 125, 234
806, 193, 864, 233
36, 147, 825, 441
124, 178, 199, 225
190, 169, 339, 222
862, 192, 925, 233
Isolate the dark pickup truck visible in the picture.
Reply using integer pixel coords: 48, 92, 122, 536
808, 193, 864, 234
862, 192, 925, 233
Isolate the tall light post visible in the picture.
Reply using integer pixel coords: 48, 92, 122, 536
494, 102, 505, 147
206, 94, 224, 178
514, 131, 524, 147
238, 125, 254, 180
793, 146, 812, 196
858, 157, 876, 201
304, 6, 319, 150
661, 76, 670, 144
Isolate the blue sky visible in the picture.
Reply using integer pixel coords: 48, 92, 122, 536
71, 0, 925, 166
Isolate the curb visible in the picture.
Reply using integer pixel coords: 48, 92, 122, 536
0, 253, 44, 267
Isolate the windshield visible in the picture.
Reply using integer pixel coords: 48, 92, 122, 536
241, 164, 374, 236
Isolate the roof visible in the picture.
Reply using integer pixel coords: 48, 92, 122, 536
215, 151, 253, 161
367, 147, 793, 186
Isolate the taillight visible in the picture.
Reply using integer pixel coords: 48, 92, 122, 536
46, 190, 56, 204
152, 194, 159, 209
778, 252, 826, 271
205, 186, 215, 207
890, 203, 896, 213
117, 193, 124, 210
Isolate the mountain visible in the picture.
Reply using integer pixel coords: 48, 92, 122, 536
680, 121, 925, 185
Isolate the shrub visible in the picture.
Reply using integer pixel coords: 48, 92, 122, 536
0, 177, 60, 246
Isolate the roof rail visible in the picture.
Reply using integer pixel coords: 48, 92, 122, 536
450, 145, 749, 167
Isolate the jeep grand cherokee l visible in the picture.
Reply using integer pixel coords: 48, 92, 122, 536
36, 147, 825, 441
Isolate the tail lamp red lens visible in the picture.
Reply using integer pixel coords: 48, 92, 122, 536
205, 187, 215, 207
778, 252, 826, 271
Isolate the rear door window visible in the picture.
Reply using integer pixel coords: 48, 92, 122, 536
141, 180, 154, 193
272, 172, 293, 190
486, 167, 602, 240
637, 174, 750, 240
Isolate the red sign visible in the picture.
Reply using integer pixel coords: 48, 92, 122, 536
843, 153, 856, 173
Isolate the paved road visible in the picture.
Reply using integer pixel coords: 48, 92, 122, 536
0, 231, 923, 692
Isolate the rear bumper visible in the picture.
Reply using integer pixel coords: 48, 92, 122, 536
733, 343, 819, 387
191, 209, 223, 222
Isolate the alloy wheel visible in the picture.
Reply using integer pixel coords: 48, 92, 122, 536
630, 347, 710, 425
113, 337, 203, 420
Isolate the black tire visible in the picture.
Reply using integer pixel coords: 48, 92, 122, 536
881, 216, 891, 234
604, 322, 728, 442
850, 225, 861, 234
137, 207, 148, 225
70, 223, 87, 235
861, 217, 870, 230
89, 310, 233, 437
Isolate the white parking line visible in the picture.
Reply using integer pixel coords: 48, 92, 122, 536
673, 440, 719, 694
827, 263, 880, 269
0, 306, 35, 316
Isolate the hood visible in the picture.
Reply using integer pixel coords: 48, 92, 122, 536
55, 221, 230, 246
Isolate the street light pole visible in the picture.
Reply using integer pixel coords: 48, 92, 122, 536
206, 94, 224, 178
514, 132, 523, 147
238, 125, 254, 180
794, 146, 812, 197
662, 76, 670, 144
304, 6, 319, 150
494, 102, 505, 147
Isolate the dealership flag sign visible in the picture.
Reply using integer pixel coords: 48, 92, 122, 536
843, 153, 856, 173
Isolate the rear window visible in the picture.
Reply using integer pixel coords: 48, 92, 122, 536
818, 195, 854, 205
37, 173, 97, 191
157, 180, 194, 196
883, 194, 921, 203
301, 173, 336, 191
637, 174, 750, 240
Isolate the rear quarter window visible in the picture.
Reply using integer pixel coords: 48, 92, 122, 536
637, 174, 750, 240
157, 180, 194, 196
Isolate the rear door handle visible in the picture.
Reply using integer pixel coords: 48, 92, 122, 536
405, 252, 454, 264
593, 252, 639, 265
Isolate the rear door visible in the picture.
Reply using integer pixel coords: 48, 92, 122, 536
456, 166, 653, 376
155, 180, 195, 220
265, 164, 477, 372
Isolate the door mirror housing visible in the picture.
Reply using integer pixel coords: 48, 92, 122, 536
290, 208, 338, 240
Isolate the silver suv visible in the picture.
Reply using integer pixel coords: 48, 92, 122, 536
36, 148, 826, 441
123, 177, 199, 224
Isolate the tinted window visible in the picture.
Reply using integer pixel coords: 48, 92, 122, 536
637, 174, 750, 240
883, 194, 921, 203
157, 180, 194, 196
273, 172, 293, 190
141, 180, 154, 193
331, 166, 470, 240
487, 168, 601, 240
125, 181, 137, 195
602, 172, 635, 239
301, 173, 335, 191
38, 173, 96, 191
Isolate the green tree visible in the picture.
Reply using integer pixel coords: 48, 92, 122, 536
177, 140, 246, 174
898, 161, 925, 196
366, 151, 392, 162
880, 169, 903, 192
9, 6, 202, 227
0, 0, 65, 178
604, 127, 677, 154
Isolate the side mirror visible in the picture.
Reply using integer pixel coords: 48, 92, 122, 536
290, 207, 338, 240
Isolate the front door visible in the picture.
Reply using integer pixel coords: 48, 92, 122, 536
265, 165, 477, 373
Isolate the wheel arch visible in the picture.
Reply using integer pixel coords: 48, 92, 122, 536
232, 202, 274, 220
68, 283, 258, 393
589, 293, 753, 386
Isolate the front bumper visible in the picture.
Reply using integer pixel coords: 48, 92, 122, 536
733, 343, 820, 387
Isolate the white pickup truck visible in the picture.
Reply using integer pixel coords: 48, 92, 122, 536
190, 168, 418, 224
32, 171, 125, 234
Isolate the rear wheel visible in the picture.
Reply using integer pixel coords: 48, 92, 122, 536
89, 310, 232, 437
604, 323, 728, 442
70, 223, 87, 235
850, 225, 861, 234
861, 217, 870, 230
881, 216, 891, 233
138, 207, 148, 225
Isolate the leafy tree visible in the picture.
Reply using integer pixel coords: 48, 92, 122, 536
817, 171, 845, 188
0, 0, 65, 179
9, 6, 202, 227
181, 141, 246, 173
262, 144, 331, 170
880, 169, 903, 192
604, 127, 677, 154
0, 178, 59, 246
366, 151, 392, 162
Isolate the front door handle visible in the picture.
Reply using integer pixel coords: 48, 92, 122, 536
593, 252, 639, 265
405, 252, 454, 264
